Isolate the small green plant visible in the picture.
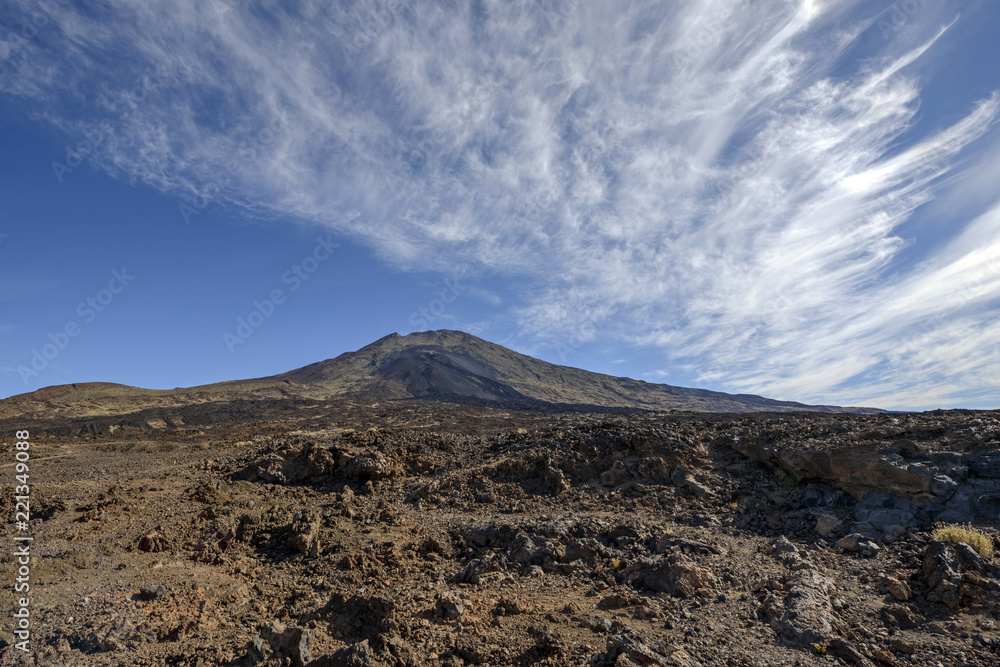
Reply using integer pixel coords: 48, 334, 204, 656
774, 467, 799, 487
932, 524, 994, 558
813, 644, 827, 655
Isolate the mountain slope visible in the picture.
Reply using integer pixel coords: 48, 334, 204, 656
275, 330, 868, 412
0, 330, 879, 421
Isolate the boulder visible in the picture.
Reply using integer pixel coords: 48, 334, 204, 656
882, 576, 911, 602
288, 511, 321, 554
812, 511, 842, 536
623, 555, 717, 598
835, 533, 881, 557
252, 620, 314, 667
762, 570, 838, 646
598, 628, 703, 666
436, 591, 470, 621
922, 541, 962, 609
729, 441, 936, 501
138, 585, 166, 601
827, 637, 875, 666
671, 465, 715, 499
137, 530, 171, 553
771, 536, 798, 556
880, 603, 925, 630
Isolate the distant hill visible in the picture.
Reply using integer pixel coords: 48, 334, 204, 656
0, 330, 880, 421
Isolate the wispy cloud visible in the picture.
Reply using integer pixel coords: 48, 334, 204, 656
2, 0, 998, 408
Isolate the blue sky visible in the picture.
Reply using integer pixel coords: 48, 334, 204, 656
2, 0, 999, 411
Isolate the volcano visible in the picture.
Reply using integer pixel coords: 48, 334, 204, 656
0, 330, 879, 424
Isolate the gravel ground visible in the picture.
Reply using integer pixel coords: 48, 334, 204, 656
2, 402, 999, 666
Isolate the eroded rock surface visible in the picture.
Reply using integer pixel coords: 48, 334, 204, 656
722, 413, 1000, 541
4, 402, 1000, 666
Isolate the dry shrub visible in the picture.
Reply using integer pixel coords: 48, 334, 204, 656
932, 524, 994, 558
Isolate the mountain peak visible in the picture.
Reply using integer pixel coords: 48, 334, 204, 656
275, 330, 872, 412
0, 330, 879, 421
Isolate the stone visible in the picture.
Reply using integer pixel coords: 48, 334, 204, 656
600, 628, 703, 666
341, 486, 355, 504
656, 535, 724, 556
759, 447, 935, 500
953, 541, 988, 573
279, 625, 314, 667
454, 634, 492, 665
599, 594, 635, 609
602, 464, 630, 486
827, 637, 874, 666
931, 474, 959, 497
835, 533, 881, 556
253, 621, 315, 667
771, 536, 797, 555
871, 649, 896, 665
284, 627, 315, 667
239, 442, 343, 484
836, 534, 862, 551
922, 541, 962, 609
591, 617, 614, 633
881, 524, 906, 543
880, 604, 924, 630
847, 522, 881, 540
813, 511, 841, 536
288, 511, 321, 554
436, 591, 469, 621
940, 479, 1000, 522
866, 509, 907, 526
884, 577, 911, 601
969, 454, 1000, 478
544, 460, 570, 494
459, 554, 508, 585
975, 494, 1000, 520
98, 635, 122, 652
309, 639, 373, 667
860, 541, 881, 558
137, 531, 170, 553
623, 555, 717, 598
95, 616, 130, 653
671, 465, 715, 499
138, 584, 165, 601
382, 635, 416, 665
763, 569, 837, 646
889, 637, 917, 653
344, 449, 400, 480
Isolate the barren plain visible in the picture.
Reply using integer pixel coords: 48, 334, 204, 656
3, 400, 1000, 666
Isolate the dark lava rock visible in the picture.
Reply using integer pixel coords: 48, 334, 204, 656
827, 637, 875, 666
308, 639, 372, 667
762, 570, 838, 646
138, 585, 165, 601
880, 603, 925, 630
595, 627, 703, 666
252, 620, 314, 667
922, 541, 963, 609
436, 591, 470, 621
623, 555, 718, 598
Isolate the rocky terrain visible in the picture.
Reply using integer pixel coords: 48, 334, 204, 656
3, 400, 1000, 666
